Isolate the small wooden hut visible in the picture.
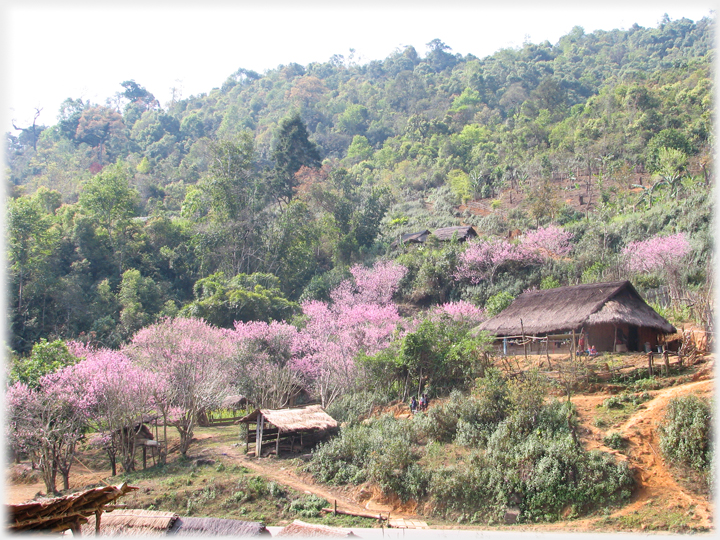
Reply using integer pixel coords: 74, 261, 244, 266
391, 229, 431, 248
238, 405, 338, 457
221, 394, 250, 411
432, 225, 478, 242
475, 281, 676, 353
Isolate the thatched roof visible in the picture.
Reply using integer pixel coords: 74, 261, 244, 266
168, 516, 270, 536
81, 509, 178, 536
476, 281, 676, 337
402, 230, 431, 243
238, 405, 338, 433
275, 519, 357, 537
432, 226, 477, 242
7, 482, 138, 533
221, 394, 249, 409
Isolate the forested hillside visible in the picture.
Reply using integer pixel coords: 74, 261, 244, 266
6, 15, 714, 354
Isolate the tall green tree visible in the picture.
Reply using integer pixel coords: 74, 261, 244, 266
271, 114, 321, 204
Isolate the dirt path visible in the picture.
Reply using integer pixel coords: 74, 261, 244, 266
572, 377, 714, 530
214, 442, 412, 520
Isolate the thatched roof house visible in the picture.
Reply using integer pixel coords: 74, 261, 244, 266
432, 225, 477, 242
7, 482, 138, 534
238, 405, 338, 457
476, 281, 676, 353
81, 509, 178, 536
169, 516, 270, 536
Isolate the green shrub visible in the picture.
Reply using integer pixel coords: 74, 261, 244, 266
326, 390, 387, 425
289, 495, 328, 518
603, 432, 625, 449
658, 395, 712, 471
485, 291, 514, 317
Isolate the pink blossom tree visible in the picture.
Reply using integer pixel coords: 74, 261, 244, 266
231, 320, 301, 408
429, 301, 486, 329
125, 317, 235, 456
520, 225, 573, 259
6, 364, 92, 494
454, 238, 540, 284
69, 346, 157, 475
293, 261, 406, 407
622, 232, 692, 302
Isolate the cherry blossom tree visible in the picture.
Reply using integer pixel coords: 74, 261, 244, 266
126, 317, 234, 456
622, 232, 692, 302
454, 238, 540, 284
231, 320, 301, 408
293, 261, 406, 407
6, 364, 92, 494
429, 301, 486, 329
520, 225, 573, 259
69, 344, 157, 475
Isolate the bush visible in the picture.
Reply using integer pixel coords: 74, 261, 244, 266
603, 432, 625, 449
308, 414, 422, 499
485, 291, 514, 317
289, 495, 327, 518
658, 395, 712, 471
326, 390, 388, 425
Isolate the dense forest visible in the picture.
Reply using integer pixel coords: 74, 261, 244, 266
6, 15, 714, 355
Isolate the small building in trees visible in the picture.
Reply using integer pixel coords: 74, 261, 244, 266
475, 281, 676, 353
432, 225, 478, 242
238, 405, 338, 457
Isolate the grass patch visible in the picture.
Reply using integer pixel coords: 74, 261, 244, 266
594, 392, 652, 428
597, 503, 702, 533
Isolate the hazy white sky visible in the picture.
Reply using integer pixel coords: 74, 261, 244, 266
2, 1, 716, 132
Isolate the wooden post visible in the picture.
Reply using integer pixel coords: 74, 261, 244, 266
142, 445, 147, 470
521, 319, 527, 361
275, 429, 281, 457
334, 499, 337, 516
259, 416, 265, 457
545, 336, 551, 368
663, 350, 670, 376
245, 422, 249, 453
647, 352, 654, 377
95, 509, 102, 536
613, 325, 617, 352
255, 417, 262, 458
571, 329, 576, 362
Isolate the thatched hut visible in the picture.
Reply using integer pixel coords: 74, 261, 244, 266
81, 509, 178, 536
238, 405, 338, 457
6, 482, 138, 534
475, 281, 676, 353
432, 225, 477, 242
168, 517, 270, 536
221, 394, 249, 410
391, 229, 431, 248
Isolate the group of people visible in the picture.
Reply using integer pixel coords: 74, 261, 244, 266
410, 393, 429, 414
578, 333, 598, 356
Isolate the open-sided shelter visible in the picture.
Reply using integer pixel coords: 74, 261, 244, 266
238, 405, 338, 457
6, 482, 138, 534
475, 281, 676, 353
